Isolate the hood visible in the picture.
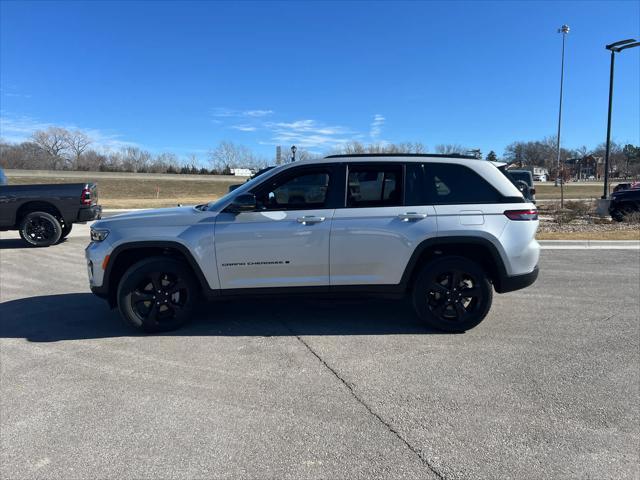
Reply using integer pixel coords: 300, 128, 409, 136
93, 206, 214, 229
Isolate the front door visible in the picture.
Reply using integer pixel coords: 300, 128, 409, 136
214, 165, 337, 290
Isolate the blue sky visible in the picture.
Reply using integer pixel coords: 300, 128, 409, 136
1, 0, 639, 162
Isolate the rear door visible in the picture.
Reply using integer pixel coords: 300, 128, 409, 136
214, 164, 339, 290
330, 162, 437, 286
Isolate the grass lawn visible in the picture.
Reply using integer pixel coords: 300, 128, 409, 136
534, 183, 605, 200
7, 174, 240, 208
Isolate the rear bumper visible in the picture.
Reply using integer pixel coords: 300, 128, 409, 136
78, 204, 102, 222
495, 265, 539, 293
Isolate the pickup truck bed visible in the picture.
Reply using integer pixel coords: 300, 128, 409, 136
0, 182, 101, 246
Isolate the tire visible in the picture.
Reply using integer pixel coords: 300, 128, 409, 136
610, 204, 636, 222
117, 257, 200, 333
18, 211, 62, 247
610, 209, 625, 222
60, 222, 73, 239
412, 256, 493, 333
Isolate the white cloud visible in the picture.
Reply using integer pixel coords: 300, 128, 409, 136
244, 110, 273, 117
0, 87, 32, 99
212, 107, 274, 118
370, 114, 385, 139
262, 119, 358, 149
0, 113, 139, 151
231, 124, 257, 132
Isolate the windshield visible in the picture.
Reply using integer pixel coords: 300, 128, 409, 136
206, 164, 286, 211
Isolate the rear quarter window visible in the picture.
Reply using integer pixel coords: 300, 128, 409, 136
406, 163, 503, 205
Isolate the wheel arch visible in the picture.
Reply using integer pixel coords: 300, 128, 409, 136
104, 241, 213, 307
15, 201, 63, 227
400, 236, 509, 292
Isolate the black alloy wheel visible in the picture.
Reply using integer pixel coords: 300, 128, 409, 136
412, 256, 492, 332
18, 211, 62, 247
117, 258, 199, 332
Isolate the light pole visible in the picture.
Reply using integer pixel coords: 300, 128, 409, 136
291, 145, 297, 162
555, 24, 569, 209
602, 38, 639, 199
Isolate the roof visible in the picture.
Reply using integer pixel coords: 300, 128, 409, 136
324, 153, 478, 160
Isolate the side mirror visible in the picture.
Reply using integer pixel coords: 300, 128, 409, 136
227, 193, 257, 213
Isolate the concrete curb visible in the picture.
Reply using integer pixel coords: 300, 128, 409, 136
539, 240, 640, 249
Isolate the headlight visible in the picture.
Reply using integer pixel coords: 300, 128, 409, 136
90, 228, 109, 242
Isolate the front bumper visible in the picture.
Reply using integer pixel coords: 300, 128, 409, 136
495, 265, 539, 294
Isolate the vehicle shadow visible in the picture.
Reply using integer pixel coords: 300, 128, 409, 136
0, 237, 72, 249
0, 293, 444, 342
0, 238, 30, 249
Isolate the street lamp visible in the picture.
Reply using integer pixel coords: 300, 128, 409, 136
555, 24, 570, 208
291, 145, 297, 162
602, 38, 640, 199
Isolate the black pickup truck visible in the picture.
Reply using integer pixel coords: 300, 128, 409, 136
609, 186, 640, 222
0, 171, 102, 246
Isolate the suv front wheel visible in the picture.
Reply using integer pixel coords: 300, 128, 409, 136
117, 257, 200, 333
412, 256, 492, 332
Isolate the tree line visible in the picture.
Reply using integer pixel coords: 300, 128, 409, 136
1, 126, 638, 177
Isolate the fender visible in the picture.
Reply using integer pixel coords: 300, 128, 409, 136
399, 235, 509, 290
99, 241, 219, 305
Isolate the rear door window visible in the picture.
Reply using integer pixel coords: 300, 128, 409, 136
346, 164, 403, 207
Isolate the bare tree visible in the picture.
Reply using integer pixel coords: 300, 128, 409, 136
119, 146, 152, 172
434, 144, 467, 155
208, 141, 264, 172
31, 127, 70, 169
64, 130, 92, 167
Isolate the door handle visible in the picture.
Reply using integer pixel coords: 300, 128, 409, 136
398, 212, 427, 221
297, 216, 326, 225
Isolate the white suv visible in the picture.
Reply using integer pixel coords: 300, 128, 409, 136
86, 154, 539, 333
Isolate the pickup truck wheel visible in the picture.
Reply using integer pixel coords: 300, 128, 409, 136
60, 222, 73, 239
412, 256, 492, 333
117, 257, 199, 333
18, 211, 62, 247
610, 204, 635, 222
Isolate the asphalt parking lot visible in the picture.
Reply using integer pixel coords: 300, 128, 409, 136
1, 224, 639, 479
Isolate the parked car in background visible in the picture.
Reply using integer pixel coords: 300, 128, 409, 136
609, 187, 640, 222
505, 169, 536, 203
0, 168, 102, 246
613, 182, 640, 193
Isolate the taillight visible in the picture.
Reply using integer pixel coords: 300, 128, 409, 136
81, 185, 92, 205
504, 209, 538, 221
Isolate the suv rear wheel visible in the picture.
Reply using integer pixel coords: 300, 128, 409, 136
117, 257, 200, 333
412, 256, 492, 332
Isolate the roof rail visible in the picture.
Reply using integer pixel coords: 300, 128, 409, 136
324, 153, 478, 160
